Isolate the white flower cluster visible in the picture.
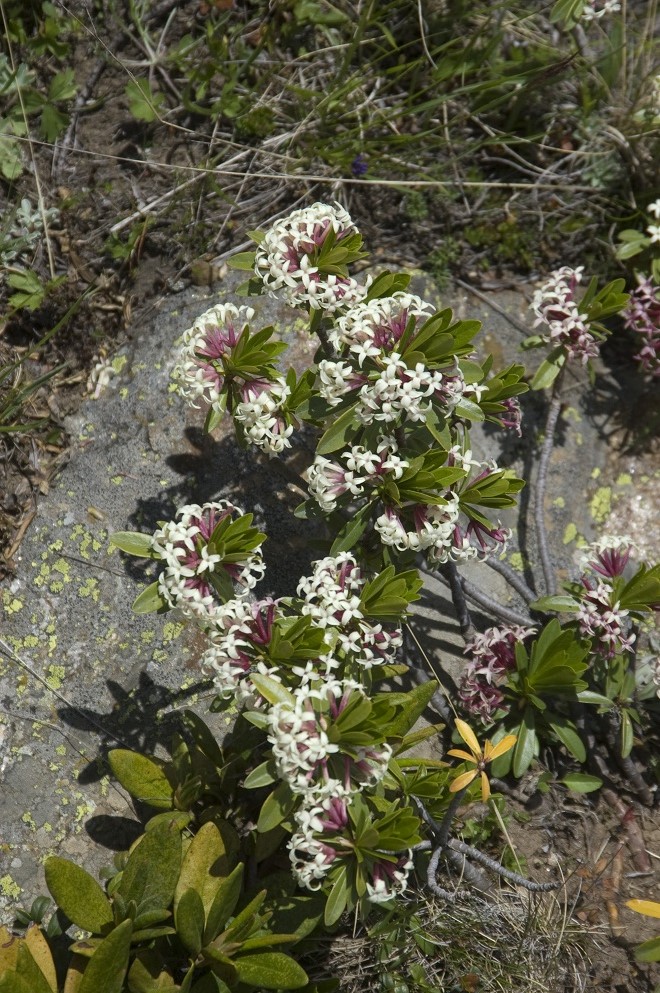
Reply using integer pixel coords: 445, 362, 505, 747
355, 354, 467, 425
298, 553, 403, 668
531, 266, 599, 364
288, 796, 413, 902
577, 581, 636, 658
307, 435, 407, 513
254, 202, 370, 312
267, 678, 392, 799
582, 0, 621, 20
151, 501, 264, 622
173, 303, 255, 409
328, 292, 434, 359
375, 494, 460, 555
234, 377, 294, 455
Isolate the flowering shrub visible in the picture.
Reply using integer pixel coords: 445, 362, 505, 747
10, 201, 658, 989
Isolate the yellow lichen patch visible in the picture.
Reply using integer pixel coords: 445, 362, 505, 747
616, 473, 632, 486
78, 577, 100, 601
21, 812, 37, 830
0, 876, 21, 899
163, 621, 184, 644
22, 635, 38, 648
591, 467, 601, 479
563, 523, 578, 545
55, 745, 66, 756
590, 486, 612, 525
110, 475, 123, 485
52, 558, 72, 581
140, 630, 155, 644
47, 665, 65, 690
552, 496, 565, 508
2, 591, 24, 615
507, 552, 524, 572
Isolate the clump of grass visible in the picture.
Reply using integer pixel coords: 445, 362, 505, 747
309, 889, 591, 993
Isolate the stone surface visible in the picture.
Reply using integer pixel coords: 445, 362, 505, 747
1, 271, 656, 916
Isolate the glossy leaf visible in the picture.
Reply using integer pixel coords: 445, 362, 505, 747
234, 952, 308, 990
78, 919, 132, 993
131, 581, 168, 614
117, 823, 182, 913
512, 708, 537, 777
561, 772, 602, 793
109, 531, 157, 558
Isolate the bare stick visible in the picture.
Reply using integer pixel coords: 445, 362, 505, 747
535, 373, 564, 596
441, 562, 476, 641
449, 839, 562, 891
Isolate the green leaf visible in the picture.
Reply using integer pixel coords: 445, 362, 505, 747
127, 949, 177, 990
108, 750, 174, 808
125, 79, 165, 122
14, 944, 54, 993
243, 760, 278, 789
386, 680, 438, 738
329, 506, 369, 556
131, 581, 168, 614
44, 858, 113, 933
634, 936, 660, 963
174, 821, 233, 919
620, 711, 634, 759
175, 889, 205, 956
118, 823, 182, 913
561, 772, 602, 794
78, 919, 132, 993
548, 718, 585, 761
203, 863, 244, 943
529, 595, 580, 613
315, 403, 359, 455
40, 104, 69, 142
512, 708, 537, 777
249, 674, 295, 708
234, 952, 308, 990
576, 690, 613, 708
48, 69, 77, 102
257, 782, 297, 833
0, 975, 32, 993
227, 251, 256, 271
324, 865, 349, 927
530, 348, 565, 390
109, 531, 157, 558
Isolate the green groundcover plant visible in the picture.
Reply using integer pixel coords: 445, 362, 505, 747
2, 202, 659, 992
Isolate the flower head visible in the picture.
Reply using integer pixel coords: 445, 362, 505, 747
173, 303, 255, 410
254, 202, 370, 313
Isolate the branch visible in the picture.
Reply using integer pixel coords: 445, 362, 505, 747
423, 563, 534, 627
485, 558, 538, 605
448, 839, 562, 891
440, 562, 476, 640
535, 374, 564, 596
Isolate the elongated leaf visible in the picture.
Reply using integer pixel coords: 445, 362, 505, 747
315, 403, 359, 455
24, 925, 57, 993
250, 674, 295, 708
634, 936, 660, 963
109, 531, 156, 558
175, 888, 205, 956
512, 708, 537, 777
0, 975, 32, 993
529, 595, 580, 613
235, 952, 308, 990
174, 821, 232, 918
203, 863, 244, 944
44, 858, 113, 933
127, 949, 177, 990
329, 507, 369, 556
561, 772, 602, 794
118, 823, 181, 913
257, 782, 297, 833
15, 944, 53, 993
108, 750, 174, 808
620, 711, 634, 758
385, 680, 438, 738
132, 581, 168, 614
548, 718, 585, 761
324, 866, 349, 927
78, 919, 132, 993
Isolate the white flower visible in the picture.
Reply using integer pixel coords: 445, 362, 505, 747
647, 224, 660, 244
531, 266, 599, 364
234, 378, 294, 455
648, 199, 660, 219
581, 0, 621, 20
317, 360, 364, 406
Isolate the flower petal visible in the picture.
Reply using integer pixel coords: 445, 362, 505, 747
484, 734, 518, 763
627, 900, 660, 920
454, 718, 481, 759
449, 769, 477, 793
446, 749, 476, 763
480, 771, 491, 803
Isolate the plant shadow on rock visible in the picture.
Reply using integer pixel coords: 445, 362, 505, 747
121, 426, 322, 597
56, 670, 211, 787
